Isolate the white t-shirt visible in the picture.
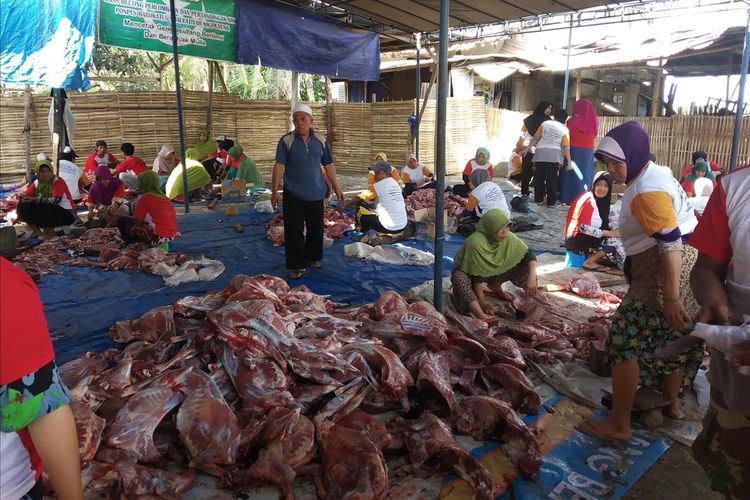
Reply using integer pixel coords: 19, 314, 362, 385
57, 159, 84, 200
1, 431, 37, 500
374, 177, 407, 231
619, 162, 697, 255
533, 121, 569, 165
469, 182, 510, 218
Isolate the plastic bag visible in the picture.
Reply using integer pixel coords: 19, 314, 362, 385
255, 200, 275, 213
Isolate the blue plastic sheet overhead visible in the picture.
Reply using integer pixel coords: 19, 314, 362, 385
235, 0, 381, 81
0, 0, 95, 89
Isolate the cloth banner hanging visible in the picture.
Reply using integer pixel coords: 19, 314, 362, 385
0, 0, 96, 89
235, 0, 380, 81
97, 0, 237, 62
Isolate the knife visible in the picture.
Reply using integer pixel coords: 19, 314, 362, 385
653, 334, 703, 359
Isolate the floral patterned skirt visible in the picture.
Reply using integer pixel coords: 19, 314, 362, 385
605, 244, 702, 387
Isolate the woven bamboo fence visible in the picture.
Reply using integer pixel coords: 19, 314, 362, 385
4, 91, 743, 183
0, 92, 487, 182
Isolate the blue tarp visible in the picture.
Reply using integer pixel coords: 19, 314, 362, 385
235, 0, 381, 81
0, 0, 95, 89
43, 207, 465, 363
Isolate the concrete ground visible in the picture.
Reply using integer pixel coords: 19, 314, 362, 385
624, 444, 719, 500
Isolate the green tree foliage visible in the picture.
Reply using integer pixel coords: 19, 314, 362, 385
90, 44, 158, 91
91, 43, 327, 101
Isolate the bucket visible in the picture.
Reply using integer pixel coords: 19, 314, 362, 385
565, 250, 585, 268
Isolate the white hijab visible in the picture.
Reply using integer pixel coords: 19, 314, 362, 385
153, 145, 176, 174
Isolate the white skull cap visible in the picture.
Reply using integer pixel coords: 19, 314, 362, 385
292, 103, 313, 117
36, 152, 49, 161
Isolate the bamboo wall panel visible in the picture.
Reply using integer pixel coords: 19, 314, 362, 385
2, 91, 747, 183
370, 101, 414, 170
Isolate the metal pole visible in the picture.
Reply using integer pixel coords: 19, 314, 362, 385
415, 33, 421, 159
433, 0, 449, 311
562, 15, 573, 110
51, 88, 65, 174
207, 60, 214, 131
23, 85, 32, 180
169, 0, 190, 213
729, 10, 750, 171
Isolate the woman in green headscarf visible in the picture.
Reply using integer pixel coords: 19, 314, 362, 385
116, 171, 178, 250
17, 161, 76, 238
453, 146, 494, 197
192, 128, 215, 161
681, 159, 715, 197
165, 148, 212, 201
451, 208, 538, 319
225, 145, 263, 188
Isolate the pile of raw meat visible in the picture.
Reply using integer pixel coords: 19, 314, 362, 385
404, 189, 467, 217
266, 205, 354, 247
0, 195, 19, 223
63, 276, 571, 499
11, 228, 202, 284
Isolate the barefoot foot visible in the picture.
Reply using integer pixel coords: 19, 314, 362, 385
577, 417, 632, 443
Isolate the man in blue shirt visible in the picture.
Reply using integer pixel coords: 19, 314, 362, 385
272, 103, 344, 279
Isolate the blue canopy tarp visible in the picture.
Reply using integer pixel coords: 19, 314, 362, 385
0, 0, 95, 89
235, 0, 381, 81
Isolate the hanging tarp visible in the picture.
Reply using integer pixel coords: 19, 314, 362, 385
235, 0, 380, 81
97, 0, 237, 62
0, 0, 96, 89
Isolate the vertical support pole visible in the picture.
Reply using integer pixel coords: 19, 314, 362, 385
651, 67, 663, 118
325, 76, 333, 155
575, 69, 581, 101
562, 15, 573, 111
291, 71, 299, 129
51, 88, 65, 174
23, 84, 32, 180
207, 60, 214, 131
726, 51, 733, 108
169, 0, 190, 213
433, 0, 449, 311
729, 10, 750, 171
415, 33, 421, 159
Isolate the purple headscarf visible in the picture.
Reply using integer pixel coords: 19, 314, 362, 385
594, 121, 650, 184
88, 164, 123, 205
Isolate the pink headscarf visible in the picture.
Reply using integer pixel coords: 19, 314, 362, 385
567, 99, 599, 135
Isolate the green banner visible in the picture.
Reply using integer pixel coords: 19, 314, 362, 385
98, 0, 236, 62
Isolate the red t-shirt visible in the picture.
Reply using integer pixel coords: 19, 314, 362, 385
84, 151, 119, 174
689, 180, 731, 263
135, 194, 177, 237
0, 258, 55, 385
569, 125, 596, 149
564, 192, 597, 238
462, 160, 494, 178
114, 156, 147, 175
24, 178, 74, 210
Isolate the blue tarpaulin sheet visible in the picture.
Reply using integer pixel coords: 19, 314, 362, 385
441, 397, 672, 499
235, 0, 381, 81
43, 207, 464, 363
0, 0, 95, 89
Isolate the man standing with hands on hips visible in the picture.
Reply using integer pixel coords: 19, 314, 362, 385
272, 103, 344, 279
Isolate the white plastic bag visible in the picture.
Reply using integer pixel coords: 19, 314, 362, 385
255, 200, 275, 213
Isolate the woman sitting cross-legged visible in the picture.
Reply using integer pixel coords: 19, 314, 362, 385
564, 171, 624, 271
451, 208, 538, 319
16, 161, 76, 239
117, 171, 178, 251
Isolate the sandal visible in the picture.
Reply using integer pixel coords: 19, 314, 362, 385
289, 269, 306, 279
